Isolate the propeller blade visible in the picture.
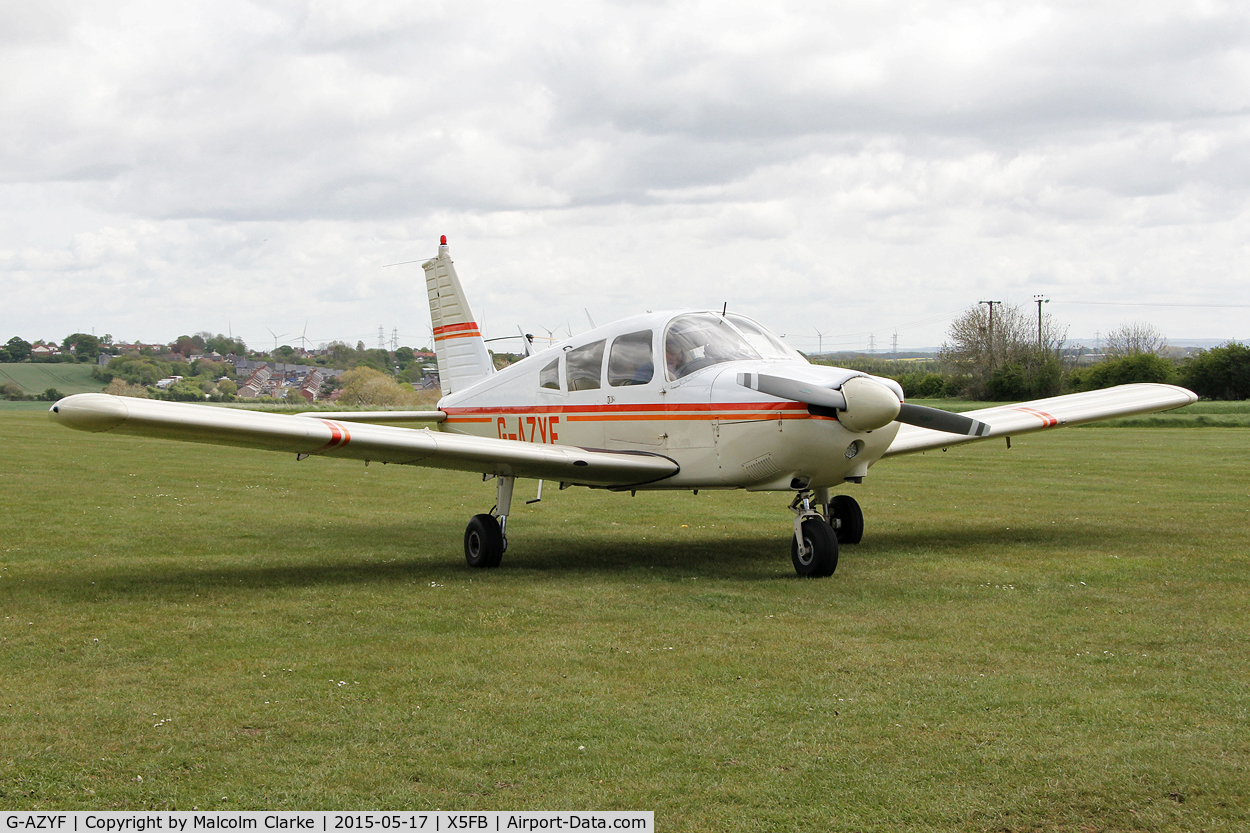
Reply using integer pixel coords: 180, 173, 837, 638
737, 372, 847, 410
739, 371, 992, 437
739, 373, 900, 431
896, 403, 991, 437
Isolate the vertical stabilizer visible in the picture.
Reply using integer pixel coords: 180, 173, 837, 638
423, 236, 494, 395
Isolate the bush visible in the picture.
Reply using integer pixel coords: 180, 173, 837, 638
1181, 342, 1250, 400
103, 378, 149, 398
154, 382, 210, 401
1070, 353, 1176, 392
985, 357, 1062, 401
892, 372, 948, 398
105, 355, 171, 387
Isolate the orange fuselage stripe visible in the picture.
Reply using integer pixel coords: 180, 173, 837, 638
441, 402, 832, 426
442, 401, 807, 416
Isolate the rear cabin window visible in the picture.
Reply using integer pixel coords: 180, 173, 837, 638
539, 358, 560, 390
607, 330, 654, 386
566, 340, 605, 391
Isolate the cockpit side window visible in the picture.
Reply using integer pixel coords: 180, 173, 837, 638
664, 314, 760, 380
566, 340, 605, 391
539, 357, 561, 390
607, 330, 654, 387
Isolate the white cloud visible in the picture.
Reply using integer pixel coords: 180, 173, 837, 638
2, 0, 1249, 349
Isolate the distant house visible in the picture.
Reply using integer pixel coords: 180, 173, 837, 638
238, 365, 273, 399
30, 344, 60, 358
297, 369, 326, 402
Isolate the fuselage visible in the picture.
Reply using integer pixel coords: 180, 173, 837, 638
435, 310, 901, 491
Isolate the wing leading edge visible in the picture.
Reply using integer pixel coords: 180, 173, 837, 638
883, 383, 1197, 458
50, 393, 678, 488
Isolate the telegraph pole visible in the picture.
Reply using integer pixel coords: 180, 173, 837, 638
1033, 295, 1049, 349
978, 300, 1002, 364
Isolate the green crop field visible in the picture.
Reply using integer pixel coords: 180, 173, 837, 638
0, 363, 106, 396
2, 410, 1248, 830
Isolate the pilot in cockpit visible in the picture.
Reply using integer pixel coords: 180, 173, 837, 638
665, 340, 686, 378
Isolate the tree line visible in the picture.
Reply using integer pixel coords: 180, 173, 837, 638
1, 330, 440, 403
5, 313, 1248, 402
818, 303, 1250, 401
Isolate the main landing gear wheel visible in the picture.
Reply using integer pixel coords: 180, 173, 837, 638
830, 494, 864, 545
791, 517, 839, 578
464, 513, 505, 568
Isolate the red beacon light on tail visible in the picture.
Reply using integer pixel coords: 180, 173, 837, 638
440, 235, 447, 245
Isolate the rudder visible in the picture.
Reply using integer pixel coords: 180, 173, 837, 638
422, 236, 494, 395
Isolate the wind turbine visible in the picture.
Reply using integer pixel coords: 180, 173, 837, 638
266, 328, 289, 354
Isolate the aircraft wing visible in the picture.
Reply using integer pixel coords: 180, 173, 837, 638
883, 383, 1197, 458
50, 393, 677, 487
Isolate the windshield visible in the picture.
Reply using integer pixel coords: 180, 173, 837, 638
726, 314, 805, 360
663, 314, 761, 380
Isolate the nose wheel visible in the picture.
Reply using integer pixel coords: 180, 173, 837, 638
789, 492, 838, 577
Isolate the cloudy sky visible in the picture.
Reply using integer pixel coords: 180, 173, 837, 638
3, 0, 1248, 354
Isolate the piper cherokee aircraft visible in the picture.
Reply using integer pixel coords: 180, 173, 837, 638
51, 237, 1197, 577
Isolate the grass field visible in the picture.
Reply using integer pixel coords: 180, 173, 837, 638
1, 410, 1248, 830
0, 363, 105, 397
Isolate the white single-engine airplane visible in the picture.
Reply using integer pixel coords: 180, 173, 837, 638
51, 237, 1197, 577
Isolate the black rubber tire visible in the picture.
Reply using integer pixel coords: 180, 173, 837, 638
790, 517, 839, 577
464, 513, 504, 568
830, 494, 864, 545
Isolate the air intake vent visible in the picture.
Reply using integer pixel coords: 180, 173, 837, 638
743, 454, 780, 481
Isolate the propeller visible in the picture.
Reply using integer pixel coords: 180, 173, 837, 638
738, 372, 990, 436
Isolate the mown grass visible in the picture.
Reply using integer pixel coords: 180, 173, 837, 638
1, 411, 1248, 830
